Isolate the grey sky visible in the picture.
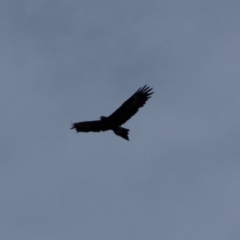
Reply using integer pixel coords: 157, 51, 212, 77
1, 0, 240, 239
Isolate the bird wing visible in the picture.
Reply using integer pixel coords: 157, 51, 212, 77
107, 85, 154, 126
70, 120, 109, 133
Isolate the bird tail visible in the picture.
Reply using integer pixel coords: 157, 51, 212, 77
113, 127, 129, 141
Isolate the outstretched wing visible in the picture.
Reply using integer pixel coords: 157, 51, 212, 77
108, 85, 154, 126
71, 120, 109, 133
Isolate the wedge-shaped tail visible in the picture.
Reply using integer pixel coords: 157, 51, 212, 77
113, 127, 129, 141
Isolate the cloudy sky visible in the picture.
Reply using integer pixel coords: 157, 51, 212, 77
1, 0, 240, 239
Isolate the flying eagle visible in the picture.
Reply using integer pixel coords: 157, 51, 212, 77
71, 85, 154, 140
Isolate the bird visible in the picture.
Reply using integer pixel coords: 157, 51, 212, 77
71, 85, 154, 140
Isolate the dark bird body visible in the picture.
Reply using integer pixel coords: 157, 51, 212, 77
71, 85, 154, 140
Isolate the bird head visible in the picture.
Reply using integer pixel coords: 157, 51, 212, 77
100, 116, 107, 121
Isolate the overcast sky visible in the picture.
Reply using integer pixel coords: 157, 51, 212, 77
1, 0, 240, 239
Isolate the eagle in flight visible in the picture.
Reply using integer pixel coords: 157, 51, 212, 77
71, 85, 154, 140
